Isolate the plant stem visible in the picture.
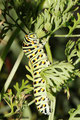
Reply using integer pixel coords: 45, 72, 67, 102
45, 40, 53, 63
52, 97, 56, 119
69, 107, 80, 120
48, 97, 56, 120
54, 34, 80, 37
3, 50, 24, 92
28, 99, 35, 106
45, 37, 56, 120
0, 28, 20, 71
5, 11, 28, 35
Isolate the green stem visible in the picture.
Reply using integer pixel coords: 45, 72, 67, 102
52, 97, 56, 119
41, 13, 72, 40
48, 97, 56, 120
63, 0, 78, 14
3, 98, 11, 108
0, 28, 20, 71
3, 50, 24, 92
4, 109, 19, 117
45, 40, 53, 63
54, 34, 80, 37
5, 11, 28, 35
45, 37, 56, 120
69, 107, 80, 120
28, 99, 35, 106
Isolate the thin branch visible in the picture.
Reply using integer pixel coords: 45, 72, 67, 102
3, 50, 24, 92
5, 11, 28, 34
0, 27, 21, 71
54, 34, 80, 37
48, 97, 56, 120
45, 37, 53, 63
28, 99, 35, 106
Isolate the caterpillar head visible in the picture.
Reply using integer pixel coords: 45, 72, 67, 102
28, 33, 37, 40
24, 33, 39, 44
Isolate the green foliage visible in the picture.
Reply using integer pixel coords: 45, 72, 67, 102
3, 80, 33, 117
34, 9, 52, 38
34, 0, 78, 38
65, 39, 80, 66
65, 39, 80, 78
0, 0, 80, 119
69, 105, 80, 120
25, 61, 34, 81
14, 80, 33, 95
68, 13, 80, 35
41, 61, 75, 93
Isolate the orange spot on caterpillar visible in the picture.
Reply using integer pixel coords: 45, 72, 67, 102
41, 88, 45, 92
30, 34, 34, 38
36, 90, 38, 93
37, 72, 39, 74
36, 64, 38, 67
32, 61, 33, 64
32, 54, 34, 57
25, 35, 28, 37
31, 41, 34, 44
39, 54, 43, 57
28, 49, 31, 51
38, 49, 40, 52
43, 104, 46, 107
35, 58, 37, 61
42, 97, 45, 100
36, 81, 38, 84
42, 79, 45, 83
24, 50, 27, 53
38, 106, 40, 110
35, 46, 37, 48
35, 99, 39, 103
42, 61, 45, 64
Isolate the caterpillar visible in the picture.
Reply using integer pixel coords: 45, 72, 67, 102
22, 33, 51, 115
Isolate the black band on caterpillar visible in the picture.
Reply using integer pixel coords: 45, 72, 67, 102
22, 33, 51, 115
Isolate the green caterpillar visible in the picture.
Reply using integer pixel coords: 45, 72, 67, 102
22, 33, 51, 115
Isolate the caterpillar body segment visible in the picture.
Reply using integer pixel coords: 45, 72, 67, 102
22, 33, 51, 115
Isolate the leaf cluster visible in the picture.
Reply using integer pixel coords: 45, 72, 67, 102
69, 105, 80, 120
34, 0, 79, 38
3, 80, 33, 117
65, 39, 80, 66
41, 61, 75, 94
